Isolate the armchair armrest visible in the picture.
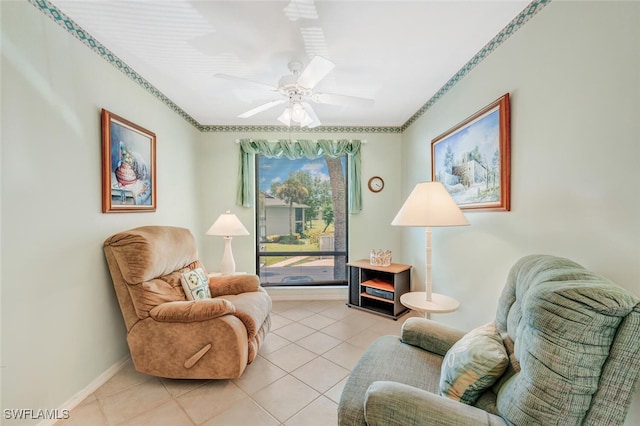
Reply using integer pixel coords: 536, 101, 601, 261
364, 381, 507, 426
149, 299, 235, 322
208, 274, 260, 297
401, 317, 465, 356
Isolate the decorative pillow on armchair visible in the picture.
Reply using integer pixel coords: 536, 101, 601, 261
180, 267, 211, 301
439, 322, 508, 405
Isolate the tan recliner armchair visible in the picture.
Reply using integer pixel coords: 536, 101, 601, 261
103, 225, 271, 379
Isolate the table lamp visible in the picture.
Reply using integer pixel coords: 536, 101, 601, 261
391, 182, 469, 303
206, 210, 249, 275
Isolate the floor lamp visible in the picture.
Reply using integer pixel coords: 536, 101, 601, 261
391, 182, 469, 317
206, 211, 250, 275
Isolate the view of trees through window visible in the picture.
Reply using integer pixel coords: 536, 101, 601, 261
256, 154, 348, 286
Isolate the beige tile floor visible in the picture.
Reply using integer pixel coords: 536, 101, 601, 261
56, 299, 420, 426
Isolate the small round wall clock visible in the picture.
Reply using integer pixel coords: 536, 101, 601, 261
368, 176, 384, 193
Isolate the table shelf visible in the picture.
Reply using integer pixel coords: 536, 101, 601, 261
361, 292, 394, 304
347, 259, 411, 320
361, 278, 394, 292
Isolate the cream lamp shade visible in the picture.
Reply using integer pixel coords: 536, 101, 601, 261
206, 211, 249, 275
391, 182, 469, 227
391, 182, 468, 302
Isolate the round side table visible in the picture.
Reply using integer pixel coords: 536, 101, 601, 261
400, 292, 460, 319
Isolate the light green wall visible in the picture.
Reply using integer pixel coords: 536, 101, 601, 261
2, 0, 639, 424
0, 2, 403, 416
198, 131, 403, 275
399, 1, 639, 422
1, 2, 202, 421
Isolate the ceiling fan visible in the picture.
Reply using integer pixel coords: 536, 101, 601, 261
215, 56, 374, 128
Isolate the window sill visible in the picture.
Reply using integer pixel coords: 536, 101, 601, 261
264, 285, 348, 301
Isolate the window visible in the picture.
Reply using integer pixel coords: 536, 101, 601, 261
256, 155, 348, 286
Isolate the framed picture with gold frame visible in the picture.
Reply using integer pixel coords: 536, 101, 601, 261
101, 109, 156, 212
431, 93, 510, 211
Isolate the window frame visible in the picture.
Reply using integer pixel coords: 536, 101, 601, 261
254, 153, 349, 287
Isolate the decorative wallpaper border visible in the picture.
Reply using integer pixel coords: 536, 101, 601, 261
199, 124, 402, 134
30, 0, 549, 134
400, 0, 550, 132
28, 0, 202, 129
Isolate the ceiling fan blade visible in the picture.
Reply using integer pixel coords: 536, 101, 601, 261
296, 56, 335, 89
312, 92, 375, 108
215, 73, 278, 92
301, 102, 321, 128
238, 99, 287, 118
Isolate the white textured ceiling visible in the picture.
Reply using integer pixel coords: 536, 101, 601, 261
50, 0, 531, 129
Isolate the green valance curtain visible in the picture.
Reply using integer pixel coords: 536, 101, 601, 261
236, 139, 363, 214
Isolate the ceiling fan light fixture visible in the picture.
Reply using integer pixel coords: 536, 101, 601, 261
302, 102, 321, 128
277, 107, 292, 126
278, 101, 318, 128
291, 102, 308, 123
300, 113, 314, 127
220, 55, 369, 128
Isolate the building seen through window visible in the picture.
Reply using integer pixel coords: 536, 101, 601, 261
256, 154, 348, 286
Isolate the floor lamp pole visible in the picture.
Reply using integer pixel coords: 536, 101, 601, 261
425, 226, 432, 302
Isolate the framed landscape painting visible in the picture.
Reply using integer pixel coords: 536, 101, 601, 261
101, 109, 156, 212
431, 93, 510, 211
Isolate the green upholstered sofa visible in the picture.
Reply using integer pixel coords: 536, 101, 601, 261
338, 255, 640, 425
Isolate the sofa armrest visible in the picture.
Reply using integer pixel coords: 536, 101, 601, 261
400, 317, 465, 356
149, 299, 235, 322
216, 287, 272, 338
208, 274, 260, 297
364, 381, 507, 426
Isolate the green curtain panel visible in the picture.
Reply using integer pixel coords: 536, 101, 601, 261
236, 139, 362, 214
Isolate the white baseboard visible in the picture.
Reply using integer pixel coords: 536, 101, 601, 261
265, 285, 348, 301
37, 355, 130, 426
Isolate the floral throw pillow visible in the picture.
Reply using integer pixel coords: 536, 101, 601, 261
439, 322, 508, 405
180, 267, 211, 301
